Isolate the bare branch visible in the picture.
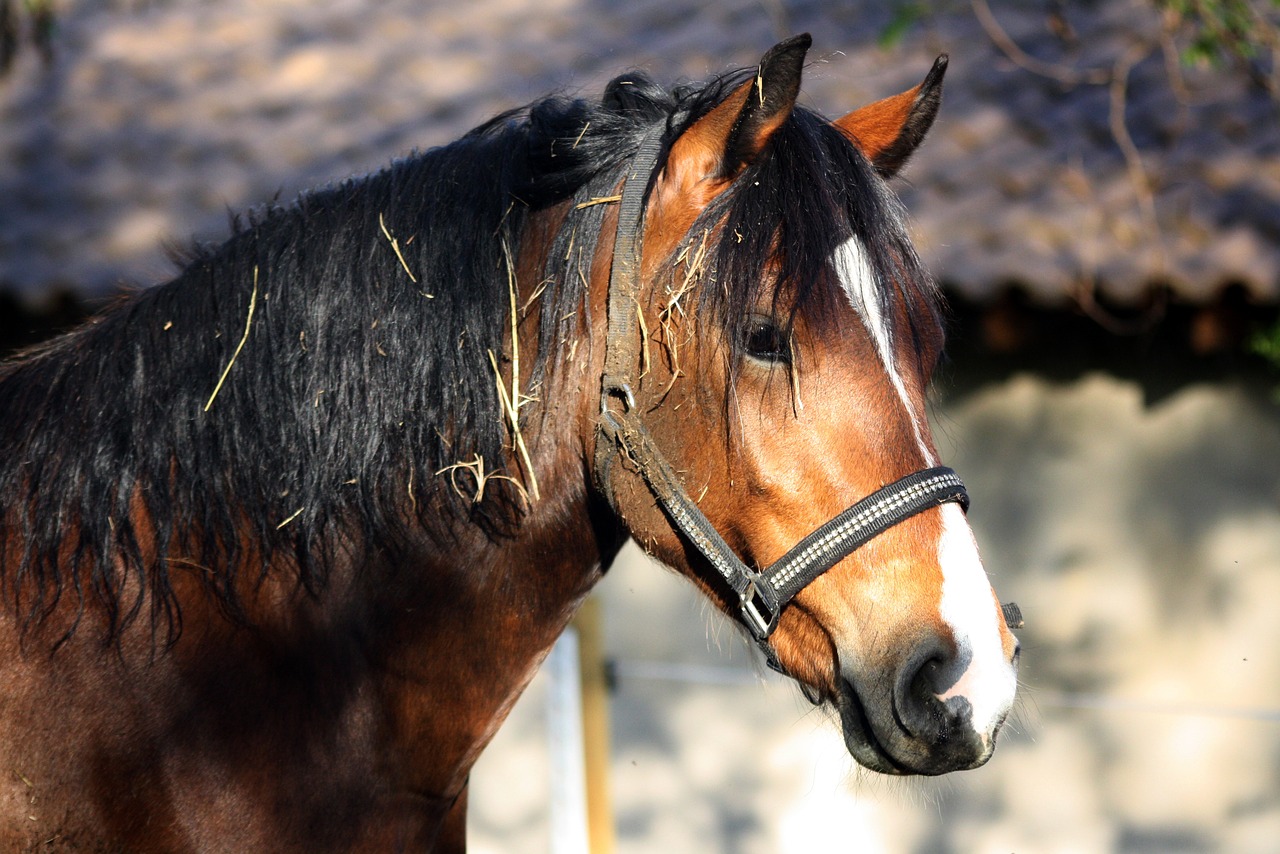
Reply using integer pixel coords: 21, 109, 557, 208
1109, 41, 1166, 279
970, 0, 1110, 86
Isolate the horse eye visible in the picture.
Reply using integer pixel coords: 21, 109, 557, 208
744, 319, 790, 364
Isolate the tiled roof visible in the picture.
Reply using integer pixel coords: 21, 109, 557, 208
891, 2, 1280, 305
1, 0, 1275, 304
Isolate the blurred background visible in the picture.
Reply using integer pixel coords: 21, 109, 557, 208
2, 1, 1278, 851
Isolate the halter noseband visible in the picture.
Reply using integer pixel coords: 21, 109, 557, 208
592, 125, 1012, 671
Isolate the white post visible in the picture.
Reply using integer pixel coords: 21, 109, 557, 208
546, 627, 590, 854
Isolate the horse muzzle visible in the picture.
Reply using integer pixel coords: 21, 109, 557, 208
835, 637, 1017, 776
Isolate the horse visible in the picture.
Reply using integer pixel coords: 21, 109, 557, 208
0, 35, 1019, 851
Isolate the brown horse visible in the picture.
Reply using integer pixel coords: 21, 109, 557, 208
0, 35, 1018, 851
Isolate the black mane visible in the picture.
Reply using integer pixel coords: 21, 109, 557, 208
0, 65, 939, 642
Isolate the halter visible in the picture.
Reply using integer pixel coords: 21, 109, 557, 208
593, 125, 1017, 671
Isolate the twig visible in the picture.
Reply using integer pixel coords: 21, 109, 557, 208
276, 507, 304, 530
204, 266, 259, 412
655, 231, 708, 400
379, 213, 418, 283
667, 229, 708, 320
1074, 274, 1167, 335
971, 0, 1109, 85
575, 195, 623, 210
1158, 9, 1193, 133
493, 201, 518, 237
563, 227, 577, 263
500, 239, 538, 416
788, 334, 803, 413
488, 350, 540, 500
1109, 41, 1166, 278
488, 338, 541, 502
520, 278, 550, 315
436, 454, 527, 506
633, 295, 651, 379
165, 557, 214, 575
1067, 160, 1166, 335
970, 0, 1172, 330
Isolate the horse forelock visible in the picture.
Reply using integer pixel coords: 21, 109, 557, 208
675, 106, 944, 389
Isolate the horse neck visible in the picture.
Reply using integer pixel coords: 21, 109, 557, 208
372, 458, 616, 802
357, 206, 626, 797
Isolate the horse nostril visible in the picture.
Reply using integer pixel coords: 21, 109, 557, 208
900, 640, 950, 694
895, 642, 963, 738
915, 656, 946, 694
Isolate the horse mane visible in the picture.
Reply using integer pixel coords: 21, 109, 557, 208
0, 64, 940, 644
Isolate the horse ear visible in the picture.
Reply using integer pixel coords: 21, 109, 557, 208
835, 54, 947, 178
665, 34, 811, 188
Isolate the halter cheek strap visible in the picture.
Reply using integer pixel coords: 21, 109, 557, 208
594, 125, 668, 491
592, 124, 1015, 670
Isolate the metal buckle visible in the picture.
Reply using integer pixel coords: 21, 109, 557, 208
598, 383, 636, 447
601, 382, 636, 415
740, 577, 779, 640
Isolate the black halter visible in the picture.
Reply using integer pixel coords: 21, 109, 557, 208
593, 125, 1014, 670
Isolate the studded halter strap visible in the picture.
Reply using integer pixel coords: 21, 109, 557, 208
592, 125, 1017, 670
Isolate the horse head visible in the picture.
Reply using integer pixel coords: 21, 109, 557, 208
589, 35, 1019, 776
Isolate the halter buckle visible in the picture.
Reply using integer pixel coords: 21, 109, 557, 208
740, 576, 779, 640
601, 381, 636, 415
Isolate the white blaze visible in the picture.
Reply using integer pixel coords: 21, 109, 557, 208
833, 237, 935, 464
936, 503, 1018, 736
834, 236, 1015, 737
